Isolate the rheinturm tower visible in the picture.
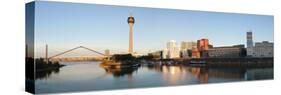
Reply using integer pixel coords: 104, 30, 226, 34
127, 13, 135, 54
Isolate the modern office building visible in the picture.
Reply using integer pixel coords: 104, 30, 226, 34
252, 41, 273, 57
180, 49, 189, 58
180, 41, 196, 58
164, 40, 180, 59
197, 38, 209, 57
245, 31, 273, 57
247, 31, 254, 48
197, 39, 209, 51
246, 31, 254, 56
162, 48, 168, 59
208, 45, 246, 58
191, 46, 200, 58
181, 41, 197, 50
181, 41, 188, 50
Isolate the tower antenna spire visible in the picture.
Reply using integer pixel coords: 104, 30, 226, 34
129, 10, 133, 17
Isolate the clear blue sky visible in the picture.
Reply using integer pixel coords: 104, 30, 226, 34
32, 1, 273, 57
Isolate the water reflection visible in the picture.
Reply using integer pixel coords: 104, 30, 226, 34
161, 66, 190, 85
35, 61, 273, 93
190, 67, 209, 83
35, 62, 273, 82
244, 68, 273, 80
100, 65, 139, 78
36, 68, 60, 79
146, 65, 209, 84
144, 64, 272, 83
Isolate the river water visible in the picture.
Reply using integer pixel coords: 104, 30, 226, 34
35, 61, 273, 93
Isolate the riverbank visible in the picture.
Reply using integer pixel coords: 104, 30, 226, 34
36, 65, 65, 72
26, 58, 65, 78
134, 57, 273, 68
35, 58, 65, 70
186, 57, 273, 68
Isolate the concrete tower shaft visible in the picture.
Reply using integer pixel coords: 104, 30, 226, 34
128, 14, 135, 54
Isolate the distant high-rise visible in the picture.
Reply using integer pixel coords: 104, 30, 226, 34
128, 13, 135, 54
247, 31, 253, 48
246, 30, 254, 57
